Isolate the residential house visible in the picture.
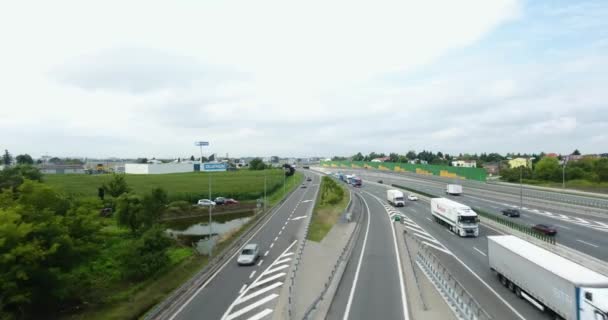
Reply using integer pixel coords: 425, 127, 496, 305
371, 157, 390, 162
483, 162, 500, 176
508, 158, 533, 169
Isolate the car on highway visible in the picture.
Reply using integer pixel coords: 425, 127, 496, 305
197, 199, 216, 207
237, 243, 260, 266
407, 194, 418, 201
306, 177, 312, 181
378, 180, 383, 184
224, 198, 239, 205
214, 197, 226, 205
301, 184, 307, 188
532, 224, 557, 236
501, 208, 520, 217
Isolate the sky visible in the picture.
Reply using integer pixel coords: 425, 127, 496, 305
1, 0, 607, 159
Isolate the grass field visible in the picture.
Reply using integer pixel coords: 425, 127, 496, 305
521, 179, 608, 194
308, 177, 350, 242
45, 169, 291, 201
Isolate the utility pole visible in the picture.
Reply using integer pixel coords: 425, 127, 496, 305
562, 157, 568, 189
519, 165, 523, 210
208, 173, 213, 256
284, 172, 286, 196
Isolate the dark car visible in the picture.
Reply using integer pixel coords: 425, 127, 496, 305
501, 208, 520, 217
378, 180, 383, 184
301, 184, 307, 188
532, 224, 557, 236
306, 177, 312, 182
214, 197, 226, 205
224, 198, 239, 205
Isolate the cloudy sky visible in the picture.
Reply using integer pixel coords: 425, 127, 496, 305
1, 0, 607, 158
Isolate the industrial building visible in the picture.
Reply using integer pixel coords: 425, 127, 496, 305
124, 162, 227, 174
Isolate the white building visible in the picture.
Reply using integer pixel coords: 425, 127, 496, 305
39, 164, 86, 174
451, 160, 477, 168
125, 163, 194, 174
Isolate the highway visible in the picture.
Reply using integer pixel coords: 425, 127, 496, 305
335, 168, 608, 261
357, 181, 555, 320
327, 189, 409, 320
166, 173, 321, 320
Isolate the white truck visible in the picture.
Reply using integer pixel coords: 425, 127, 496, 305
387, 189, 405, 207
430, 198, 479, 237
446, 184, 463, 195
488, 235, 608, 320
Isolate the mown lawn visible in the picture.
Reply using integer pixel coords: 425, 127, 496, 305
45, 170, 288, 201
307, 177, 350, 242
521, 179, 608, 194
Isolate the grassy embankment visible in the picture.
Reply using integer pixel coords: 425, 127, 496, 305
307, 176, 350, 242
58, 170, 303, 320
520, 179, 608, 194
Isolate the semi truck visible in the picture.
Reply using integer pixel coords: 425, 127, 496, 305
446, 184, 463, 195
430, 198, 479, 237
488, 235, 608, 320
387, 189, 405, 207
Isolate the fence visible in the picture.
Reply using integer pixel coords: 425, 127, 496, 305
409, 232, 492, 320
474, 208, 556, 245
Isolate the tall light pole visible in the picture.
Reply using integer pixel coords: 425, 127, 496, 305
264, 174, 267, 213
562, 156, 569, 189
208, 172, 213, 256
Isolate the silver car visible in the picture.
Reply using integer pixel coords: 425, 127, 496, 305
237, 243, 260, 266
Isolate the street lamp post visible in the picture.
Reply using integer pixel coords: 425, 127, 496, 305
562, 157, 568, 189
208, 173, 213, 256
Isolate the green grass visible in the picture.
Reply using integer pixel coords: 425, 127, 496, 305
520, 179, 608, 194
307, 178, 350, 242
45, 169, 288, 201
60, 171, 305, 320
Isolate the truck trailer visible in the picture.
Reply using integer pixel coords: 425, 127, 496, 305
430, 197, 479, 237
488, 235, 608, 320
387, 189, 405, 207
446, 184, 463, 195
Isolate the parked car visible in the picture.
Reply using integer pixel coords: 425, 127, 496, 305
237, 243, 260, 266
532, 224, 557, 236
224, 198, 239, 205
501, 208, 520, 217
214, 197, 226, 205
197, 199, 216, 207
407, 194, 418, 201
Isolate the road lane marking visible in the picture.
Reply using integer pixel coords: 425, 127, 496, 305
275, 257, 291, 265
554, 224, 571, 230
413, 232, 440, 244
237, 282, 283, 305
270, 243, 274, 248
249, 270, 256, 279
274, 236, 278, 241
473, 247, 487, 257
291, 215, 307, 221
280, 252, 294, 258
262, 264, 289, 276
572, 217, 590, 224
264, 251, 269, 257
422, 242, 452, 255
278, 230, 282, 236
594, 221, 608, 228
342, 191, 371, 320
426, 217, 432, 221
257, 259, 263, 266
239, 284, 247, 294
249, 273, 286, 289
576, 239, 599, 248
247, 309, 273, 320
167, 184, 306, 320
301, 199, 313, 203
226, 294, 278, 320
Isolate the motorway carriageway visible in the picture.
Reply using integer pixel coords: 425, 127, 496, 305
327, 189, 409, 320
360, 182, 556, 320
167, 173, 321, 320
340, 169, 608, 262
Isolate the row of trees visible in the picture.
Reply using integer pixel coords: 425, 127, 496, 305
500, 156, 608, 183
0, 167, 176, 319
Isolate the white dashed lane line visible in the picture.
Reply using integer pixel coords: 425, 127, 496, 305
264, 251, 269, 257
473, 247, 487, 257
257, 259, 263, 266
249, 270, 256, 279
576, 239, 599, 248
239, 284, 247, 294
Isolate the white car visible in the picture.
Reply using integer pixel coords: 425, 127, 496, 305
237, 243, 260, 265
197, 199, 216, 207
408, 194, 418, 201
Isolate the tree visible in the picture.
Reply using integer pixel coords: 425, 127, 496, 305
248, 158, 266, 170
406, 150, 417, 160
2, 149, 12, 165
572, 149, 581, 156
595, 158, 608, 182
142, 187, 168, 227
103, 174, 131, 197
115, 193, 145, 234
388, 153, 399, 163
534, 157, 561, 181
190, 155, 195, 161
0, 165, 43, 191
351, 152, 364, 161
119, 226, 172, 280
136, 158, 148, 163
49, 157, 61, 164
15, 154, 34, 165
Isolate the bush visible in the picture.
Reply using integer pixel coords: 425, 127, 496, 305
119, 226, 172, 281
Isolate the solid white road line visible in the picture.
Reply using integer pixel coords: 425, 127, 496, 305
237, 282, 283, 305
363, 191, 409, 320
257, 259, 263, 266
342, 191, 371, 320
249, 270, 256, 279
576, 239, 599, 248
413, 232, 440, 245
473, 247, 487, 257
168, 184, 305, 320
422, 242, 452, 255
226, 294, 278, 320
239, 284, 247, 294
262, 264, 289, 276
280, 252, 294, 258
246, 309, 273, 320
573, 217, 590, 224
275, 257, 292, 265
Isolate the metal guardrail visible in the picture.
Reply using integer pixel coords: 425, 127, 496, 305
301, 190, 360, 319
144, 183, 303, 320
409, 232, 492, 320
